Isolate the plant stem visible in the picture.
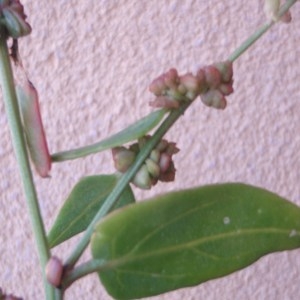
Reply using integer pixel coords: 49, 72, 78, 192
65, 102, 190, 268
0, 33, 55, 299
62, 260, 107, 289
229, 0, 298, 62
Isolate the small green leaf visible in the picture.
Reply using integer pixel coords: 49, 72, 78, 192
48, 175, 135, 248
91, 183, 300, 299
51, 109, 166, 162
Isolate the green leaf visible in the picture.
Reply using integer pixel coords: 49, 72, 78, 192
48, 175, 135, 248
91, 183, 300, 299
51, 109, 166, 161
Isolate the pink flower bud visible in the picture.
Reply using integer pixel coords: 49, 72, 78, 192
156, 139, 169, 152
218, 83, 234, 96
179, 73, 200, 93
46, 256, 64, 288
149, 77, 167, 96
159, 153, 172, 173
163, 68, 179, 89
214, 61, 233, 83
201, 90, 227, 110
203, 65, 222, 88
158, 161, 176, 182
16, 81, 51, 177
280, 10, 292, 23
112, 147, 136, 172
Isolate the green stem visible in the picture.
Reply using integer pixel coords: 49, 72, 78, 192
0, 33, 55, 299
62, 260, 107, 289
65, 102, 190, 268
229, 0, 297, 62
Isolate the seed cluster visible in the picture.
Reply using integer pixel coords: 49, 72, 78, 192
112, 136, 179, 190
149, 61, 234, 110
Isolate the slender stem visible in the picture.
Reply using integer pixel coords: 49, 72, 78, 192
62, 260, 107, 289
229, 0, 297, 62
0, 33, 55, 299
65, 103, 190, 268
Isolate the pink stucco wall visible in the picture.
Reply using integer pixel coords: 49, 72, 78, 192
1, 1, 300, 299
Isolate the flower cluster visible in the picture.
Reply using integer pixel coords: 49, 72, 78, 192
149, 61, 233, 110
112, 136, 179, 190
0, 0, 31, 38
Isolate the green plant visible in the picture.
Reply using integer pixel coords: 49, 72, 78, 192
0, 1, 299, 299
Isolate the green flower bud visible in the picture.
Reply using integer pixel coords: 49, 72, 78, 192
132, 165, 152, 190
145, 158, 160, 178
149, 149, 160, 163
112, 147, 136, 172
201, 89, 227, 109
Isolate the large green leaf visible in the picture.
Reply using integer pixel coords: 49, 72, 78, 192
48, 175, 135, 248
91, 183, 300, 299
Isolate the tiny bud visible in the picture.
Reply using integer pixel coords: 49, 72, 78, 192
218, 83, 234, 96
1, 1, 32, 38
264, 0, 280, 21
180, 73, 200, 93
280, 10, 292, 23
177, 84, 187, 95
166, 88, 185, 101
145, 158, 160, 178
149, 77, 167, 96
149, 149, 160, 163
159, 153, 172, 173
163, 68, 179, 89
158, 161, 176, 182
214, 61, 233, 83
112, 147, 136, 172
46, 256, 64, 288
185, 90, 197, 101
196, 68, 208, 93
132, 165, 152, 190
156, 139, 169, 152
201, 90, 227, 110
203, 65, 222, 88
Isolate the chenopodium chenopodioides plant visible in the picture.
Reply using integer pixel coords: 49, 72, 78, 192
111, 61, 234, 189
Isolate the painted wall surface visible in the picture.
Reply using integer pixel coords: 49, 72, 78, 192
1, 1, 300, 299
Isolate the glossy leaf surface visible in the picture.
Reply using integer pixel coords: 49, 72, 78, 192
91, 183, 300, 299
48, 175, 135, 248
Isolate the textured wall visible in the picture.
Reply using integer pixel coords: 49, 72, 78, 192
1, 1, 300, 299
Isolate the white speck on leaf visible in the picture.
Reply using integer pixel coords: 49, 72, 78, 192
223, 217, 230, 225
